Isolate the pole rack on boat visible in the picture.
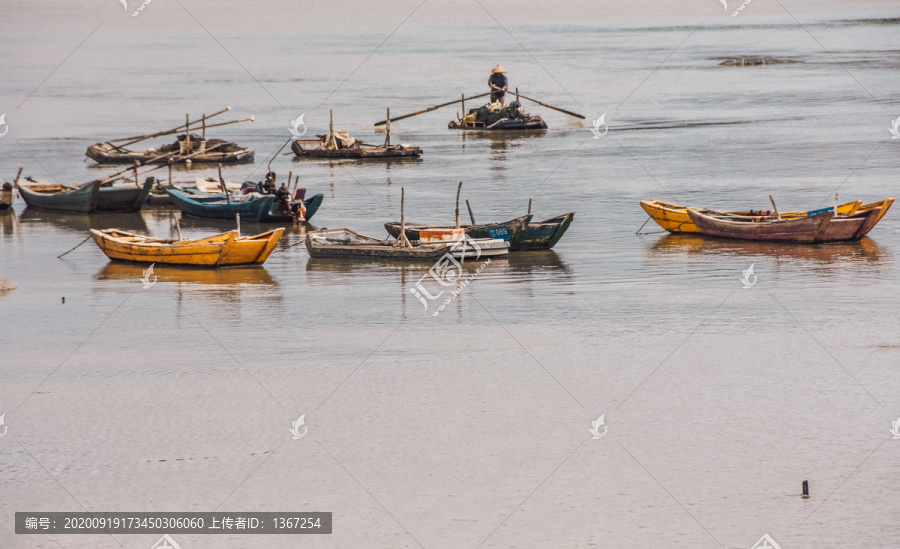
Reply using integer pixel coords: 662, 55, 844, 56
106, 107, 232, 145
374, 92, 493, 126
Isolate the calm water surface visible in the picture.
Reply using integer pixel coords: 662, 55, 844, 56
1, 1, 899, 547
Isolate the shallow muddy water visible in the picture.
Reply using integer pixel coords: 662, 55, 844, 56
1, 1, 899, 547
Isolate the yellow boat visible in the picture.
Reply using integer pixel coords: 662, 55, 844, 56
639, 199, 893, 233
89, 228, 284, 266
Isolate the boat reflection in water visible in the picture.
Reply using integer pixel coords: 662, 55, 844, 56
648, 233, 887, 264
18, 207, 151, 236
95, 262, 277, 286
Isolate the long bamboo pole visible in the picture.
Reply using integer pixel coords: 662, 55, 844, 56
510, 91, 585, 119
466, 199, 475, 225
112, 116, 252, 151
374, 92, 493, 126
96, 142, 227, 185
107, 107, 231, 144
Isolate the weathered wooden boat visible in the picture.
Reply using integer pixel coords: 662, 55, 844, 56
85, 109, 255, 164
17, 179, 100, 213
384, 214, 532, 250
87, 135, 254, 164
170, 189, 324, 222
166, 188, 275, 222
291, 112, 422, 159
17, 176, 156, 213
686, 207, 883, 243
90, 228, 284, 266
306, 229, 508, 260
640, 199, 891, 233
449, 101, 547, 130
0, 182, 14, 211
520, 213, 575, 250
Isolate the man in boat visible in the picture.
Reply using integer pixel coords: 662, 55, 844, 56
263, 172, 277, 194
488, 65, 508, 106
275, 182, 292, 215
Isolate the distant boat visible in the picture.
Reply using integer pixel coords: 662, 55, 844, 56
305, 228, 508, 260
292, 111, 422, 159
384, 215, 531, 249
167, 188, 323, 222
167, 188, 274, 222
686, 207, 883, 243
16, 177, 155, 213
384, 213, 574, 251
90, 228, 284, 266
640, 199, 893, 234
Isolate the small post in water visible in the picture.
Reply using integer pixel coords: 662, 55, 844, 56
802, 480, 809, 499
466, 199, 476, 225
236, 213, 241, 237
528, 198, 532, 215
834, 192, 838, 216
173, 213, 182, 241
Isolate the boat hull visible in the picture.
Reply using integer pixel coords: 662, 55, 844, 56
687, 208, 881, 243
86, 143, 254, 164
17, 180, 100, 213
167, 189, 275, 221
95, 178, 155, 212
291, 140, 422, 159
520, 213, 575, 250
90, 228, 283, 266
640, 199, 884, 233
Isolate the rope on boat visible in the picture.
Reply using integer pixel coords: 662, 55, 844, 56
57, 235, 92, 258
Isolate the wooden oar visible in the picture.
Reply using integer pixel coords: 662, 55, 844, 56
107, 107, 232, 144
511, 91, 585, 119
466, 199, 476, 225
455, 182, 462, 229
374, 92, 493, 126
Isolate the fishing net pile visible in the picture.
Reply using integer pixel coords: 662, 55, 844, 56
464, 101, 530, 126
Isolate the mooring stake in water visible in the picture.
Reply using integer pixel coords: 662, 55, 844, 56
802, 480, 809, 499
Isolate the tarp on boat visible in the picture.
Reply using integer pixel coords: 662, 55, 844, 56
324, 131, 357, 150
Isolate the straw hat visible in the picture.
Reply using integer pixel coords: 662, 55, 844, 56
491, 64, 507, 74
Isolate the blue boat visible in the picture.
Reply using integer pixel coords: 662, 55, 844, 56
173, 188, 324, 222
167, 188, 276, 222
96, 177, 156, 212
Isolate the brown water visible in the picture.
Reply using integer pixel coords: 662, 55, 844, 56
2, 1, 900, 548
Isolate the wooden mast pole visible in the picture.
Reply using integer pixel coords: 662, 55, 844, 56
185, 114, 191, 155
455, 182, 462, 229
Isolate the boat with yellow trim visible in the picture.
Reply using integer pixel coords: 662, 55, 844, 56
89, 228, 283, 266
639, 199, 893, 233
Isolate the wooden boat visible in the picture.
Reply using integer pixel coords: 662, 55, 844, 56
384, 215, 532, 250
0, 182, 14, 211
291, 112, 421, 159
90, 228, 283, 266
17, 177, 156, 213
520, 213, 575, 250
686, 208, 883, 243
167, 188, 276, 222
305, 228, 508, 260
170, 189, 324, 222
449, 101, 548, 130
87, 135, 254, 164
17, 179, 100, 213
639, 199, 892, 233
